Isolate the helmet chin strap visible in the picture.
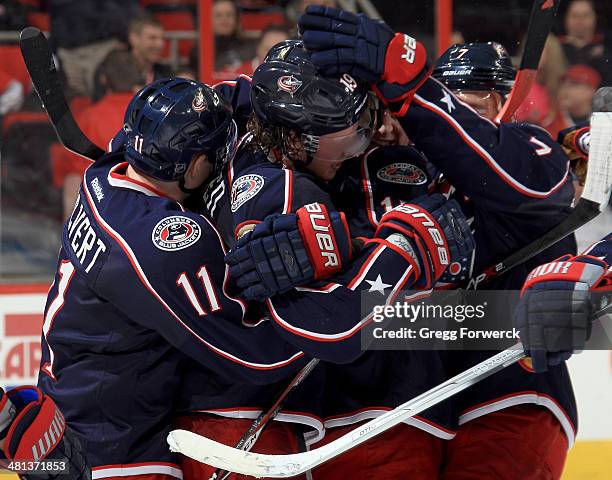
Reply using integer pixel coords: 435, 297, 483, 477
178, 176, 206, 195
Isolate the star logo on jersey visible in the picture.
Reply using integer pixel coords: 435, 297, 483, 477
440, 90, 456, 114
152, 216, 201, 251
366, 274, 392, 295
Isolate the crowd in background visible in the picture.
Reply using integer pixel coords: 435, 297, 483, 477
0, 0, 609, 278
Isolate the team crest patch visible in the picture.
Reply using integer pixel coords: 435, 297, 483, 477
277, 75, 302, 96
192, 88, 207, 112
376, 163, 427, 185
152, 216, 201, 251
231, 174, 264, 212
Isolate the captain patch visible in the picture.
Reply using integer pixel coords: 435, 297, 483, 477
231, 174, 264, 212
152, 216, 201, 251
376, 163, 427, 185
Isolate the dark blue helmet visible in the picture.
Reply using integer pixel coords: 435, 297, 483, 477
432, 42, 516, 95
123, 77, 237, 182
250, 40, 373, 136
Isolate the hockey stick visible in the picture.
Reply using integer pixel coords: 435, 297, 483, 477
210, 358, 320, 480
167, 87, 612, 477
19, 27, 104, 161
495, 0, 561, 123
169, 346, 526, 477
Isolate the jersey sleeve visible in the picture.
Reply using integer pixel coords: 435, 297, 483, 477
266, 238, 420, 363
94, 210, 307, 385
399, 77, 573, 212
229, 155, 423, 363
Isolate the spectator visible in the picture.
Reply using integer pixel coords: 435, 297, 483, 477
515, 34, 570, 138
0, 71, 24, 115
537, 34, 568, 101
49, 0, 140, 97
0, 0, 27, 31
233, 24, 292, 75
560, 0, 610, 83
558, 64, 601, 124
128, 13, 173, 85
54, 50, 145, 218
212, 0, 255, 70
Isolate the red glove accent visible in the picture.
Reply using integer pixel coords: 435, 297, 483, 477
521, 254, 607, 296
382, 33, 428, 86
375, 203, 450, 288
296, 203, 350, 280
4, 386, 66, 461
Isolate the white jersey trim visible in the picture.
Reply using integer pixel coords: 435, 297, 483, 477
83, 172, 304, 370
92, 463, 183, 479
458, 393, 576, 449
196, 408, 325, 445
319, 408, 456, 444
413, 90, 569, 198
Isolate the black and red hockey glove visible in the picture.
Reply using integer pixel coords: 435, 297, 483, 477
0, 386, 91, 479
372, 194, 474, 290
514, 254, 611, 373
226, 203, 354, 301
298, 6, 429, 116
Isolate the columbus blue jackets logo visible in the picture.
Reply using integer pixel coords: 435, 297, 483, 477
152, 216, 201, 251
231, 174, 264, 212
277, 75, 302, 96
376, 163, 427, 185
192, 88, 207, 112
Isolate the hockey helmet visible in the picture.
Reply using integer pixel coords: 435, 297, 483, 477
251, 40, 380, 161
432, 42, 516, 95
123, 77, 237, 182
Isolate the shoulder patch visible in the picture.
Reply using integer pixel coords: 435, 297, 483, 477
376, 163, 427, 185
152, 216, 201, 251
231, 174, 264, 212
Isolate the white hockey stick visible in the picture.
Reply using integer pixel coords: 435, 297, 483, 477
168, 88, 612, 477
168, 346, 525, 477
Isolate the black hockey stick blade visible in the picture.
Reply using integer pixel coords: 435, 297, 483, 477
495, 0, 561, 123
471, 87, 612, 288
19, 27, 104, 161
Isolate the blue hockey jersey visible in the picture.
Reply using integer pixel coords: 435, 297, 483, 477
38, 153, 311, 476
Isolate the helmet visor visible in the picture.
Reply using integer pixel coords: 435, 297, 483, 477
309, 95, 379, 162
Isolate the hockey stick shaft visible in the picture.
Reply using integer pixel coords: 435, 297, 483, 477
19, 27, 103, 161
169, 346, 525, 477
495, 0, 561, 123
210, 358, 320, 480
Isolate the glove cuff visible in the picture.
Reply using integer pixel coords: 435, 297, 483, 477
296, 203, 348, 280
5, 386, 66, 461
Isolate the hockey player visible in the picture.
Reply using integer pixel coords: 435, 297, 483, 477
36, 78, 314, 479
38, 74, 464, 479
173, 42, 476, 479
242, 8, 579, 478
515, 233, 612, 372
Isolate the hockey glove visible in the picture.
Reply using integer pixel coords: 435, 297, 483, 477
514, 255, 609, 373
373, 194, 473, 290
298, 6, 429, 115
226, 203, 353, 301
0, 386, 91, 479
